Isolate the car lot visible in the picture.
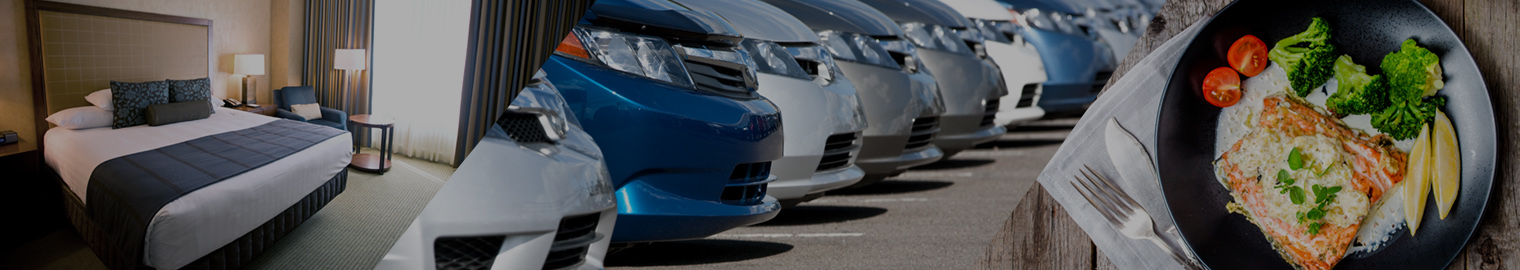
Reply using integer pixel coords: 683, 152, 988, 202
605, 118, 1077, 269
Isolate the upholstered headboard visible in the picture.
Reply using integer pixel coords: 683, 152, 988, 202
25, 0, 212, 143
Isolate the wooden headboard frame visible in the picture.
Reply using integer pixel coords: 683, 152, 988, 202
24, 0, 213, 149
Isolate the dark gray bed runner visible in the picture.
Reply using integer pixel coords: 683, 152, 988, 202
85, 119, 345, 268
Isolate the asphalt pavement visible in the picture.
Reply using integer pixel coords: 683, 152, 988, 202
606, 118, 1078, 269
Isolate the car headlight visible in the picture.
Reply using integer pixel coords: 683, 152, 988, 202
817, 30, 900, 70
783, 44, 841, 85
555, 26, 694, 88
1021, 9, 1081, 36
900, 22, 972, 55
876, 38, 924, 74
499, 70, 573, 142
970, 19, 1013, 44
741, 39, 811, 80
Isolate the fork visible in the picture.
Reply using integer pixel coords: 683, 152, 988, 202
1071, 165, 1202, 269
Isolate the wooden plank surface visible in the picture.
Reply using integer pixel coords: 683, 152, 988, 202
986, 0, 1519, 269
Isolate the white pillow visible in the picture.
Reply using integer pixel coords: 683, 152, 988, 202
84, 89, 113, 111
211, 98, 225, 108
291, 103, 324, 120
46, 106, 114, 129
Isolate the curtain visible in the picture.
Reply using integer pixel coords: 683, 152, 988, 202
453, 0, 596, 166
371, 0, 470, 164
303, 0, 374, 116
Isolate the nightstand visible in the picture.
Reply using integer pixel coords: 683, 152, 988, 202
0, 139, 59, 248
231, 104, 276, 116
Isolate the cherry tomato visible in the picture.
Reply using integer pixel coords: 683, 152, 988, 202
1203, 67, 1242, 107
1227, 35, 1268, 77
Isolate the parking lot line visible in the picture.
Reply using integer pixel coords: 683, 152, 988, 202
714, 233, 866, 238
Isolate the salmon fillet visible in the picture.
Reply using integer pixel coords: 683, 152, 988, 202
1215, 96, 1407, 270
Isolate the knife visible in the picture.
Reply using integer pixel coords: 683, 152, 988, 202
1104, 117, 1201, 268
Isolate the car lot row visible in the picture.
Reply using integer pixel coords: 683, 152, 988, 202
375, 0, 1147, 269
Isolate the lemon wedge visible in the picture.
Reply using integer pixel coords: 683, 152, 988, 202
1404, 123, 1432, 235
1431, 110, 1460, 219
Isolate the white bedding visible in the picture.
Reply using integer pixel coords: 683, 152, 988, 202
44, 107, 353, 269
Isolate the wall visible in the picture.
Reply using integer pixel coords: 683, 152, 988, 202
270, 0, 302, 98
0, 0, 278, 145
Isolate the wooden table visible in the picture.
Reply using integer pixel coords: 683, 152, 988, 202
348, 114, 394, 174
984, 0, 1519, 269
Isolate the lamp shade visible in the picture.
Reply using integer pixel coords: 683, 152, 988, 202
233, 54, 265, 75
334, 49, 367, 70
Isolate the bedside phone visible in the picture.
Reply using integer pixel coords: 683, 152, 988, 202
223, 99, 243, 107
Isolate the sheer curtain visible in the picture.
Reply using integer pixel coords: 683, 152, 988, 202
372, 0, 470, 164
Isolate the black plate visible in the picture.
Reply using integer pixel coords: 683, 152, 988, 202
1155, 0, 1495, 269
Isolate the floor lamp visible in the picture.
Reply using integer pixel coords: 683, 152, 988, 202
234, 54, 265, 107
334, 49, 367, 110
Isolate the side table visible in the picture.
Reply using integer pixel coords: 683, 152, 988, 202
348, 114, 394, 174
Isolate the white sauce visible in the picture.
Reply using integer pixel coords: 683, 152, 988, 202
1212, 62, 1410, 257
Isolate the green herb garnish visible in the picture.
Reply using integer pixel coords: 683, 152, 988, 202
1289, 187, 1306, 204
1288, 147, 1304, 170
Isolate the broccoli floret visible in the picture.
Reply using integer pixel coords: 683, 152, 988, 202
1326, 55, 1390, 116
1371, 96, 1445, 140
1269, 17, 1338, 97
1380, 39, 1444, 103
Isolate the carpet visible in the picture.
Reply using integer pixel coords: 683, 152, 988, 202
0, 151, 455, 270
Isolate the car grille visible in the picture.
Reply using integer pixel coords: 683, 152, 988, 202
816, 132, 860, 172
1091, 71, 1113, 94
723, 162, 771, 205
684, 56, 755, 94
496, 111, 549, 143
434, 235, 507, 270
981, 99, 999, 127
904, 117, 939, 150
1017, 83, 1038, 108
543, 213, 601, 270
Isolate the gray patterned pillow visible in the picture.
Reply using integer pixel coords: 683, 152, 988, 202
167, 78, 212, 105
110, 80, 170, 129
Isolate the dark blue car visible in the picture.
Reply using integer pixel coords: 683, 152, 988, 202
996, 0, 1117, 116
543, 0, 784, 243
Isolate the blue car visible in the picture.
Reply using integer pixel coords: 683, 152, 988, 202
543, 0, 784, 243
996, 0, 1118, 116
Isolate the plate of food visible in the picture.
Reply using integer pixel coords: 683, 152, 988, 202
1154, 0, 1495, 269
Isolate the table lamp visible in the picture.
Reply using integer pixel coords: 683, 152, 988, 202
234, 54, 266, 107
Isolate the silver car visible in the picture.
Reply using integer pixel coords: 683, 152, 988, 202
674, 0, 871, 207
377, 71, 617, 270
859, 0, 1010, 158
765, 0, 949, 188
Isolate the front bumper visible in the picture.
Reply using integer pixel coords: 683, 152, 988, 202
933, 114, 1007, 155
754, 73, 867, 202
856, 135, 944, 175
1036, 81, 1100, 115
544, 56, 785, 243
769, 163, 866, 201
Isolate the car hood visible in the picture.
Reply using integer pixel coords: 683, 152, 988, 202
937, 0, 1017, 21
762, 0, 903, 37
587, 0, 743, 44
672, 0, 819, 43
858, 0, 971, 28
994, 0, 1078, 14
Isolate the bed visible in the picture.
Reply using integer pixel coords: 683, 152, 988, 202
43, 108, 353, 269
23, 1, 354, 269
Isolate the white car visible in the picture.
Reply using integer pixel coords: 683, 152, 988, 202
674, 0, 871, 207
376, 71, 617, 270
938, 0, 1048, 127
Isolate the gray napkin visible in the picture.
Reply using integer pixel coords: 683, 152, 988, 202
1034, 16, 1211, 269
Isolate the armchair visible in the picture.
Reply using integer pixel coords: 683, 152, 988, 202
272, 86, 348, 130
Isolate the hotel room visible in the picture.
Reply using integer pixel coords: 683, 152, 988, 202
0, 0, 595, 269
